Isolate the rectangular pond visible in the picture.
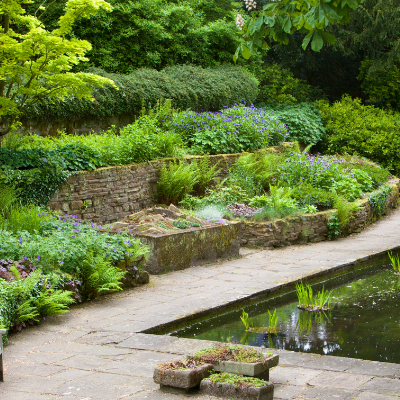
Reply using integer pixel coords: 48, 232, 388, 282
170, 253, 400, 363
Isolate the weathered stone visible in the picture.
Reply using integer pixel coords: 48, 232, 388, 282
153, 363, 214, 389
111, 222, 130, 231
138, 222, 241, 274
168, 204, 181, 214
200, 379, 274, 400
212, 354, 279, 381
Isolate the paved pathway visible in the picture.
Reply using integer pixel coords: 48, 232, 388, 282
3, 208, 400, 400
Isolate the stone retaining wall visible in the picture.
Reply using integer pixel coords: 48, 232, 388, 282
48, 143, 296, 223
241, 178, 400, 248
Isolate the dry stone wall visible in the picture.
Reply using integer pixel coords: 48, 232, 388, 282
241, 178, 400, 248
49, 143, 296, 223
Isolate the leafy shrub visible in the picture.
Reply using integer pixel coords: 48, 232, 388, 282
0, 215, 149, 276
170, 104, 288, 155
255, 64, 323, 104
24, 65, 258, 121
0, 145, 102, 205
260, 102, 326, 145
228, 163, 263, 198
369, 184, 393, 216
327, 214, 341, 239
157, 161, 198, 204
358, 59, 400, 110
317, 96, 400, 175
331, 176, 363, 202
291, 184, 335, 210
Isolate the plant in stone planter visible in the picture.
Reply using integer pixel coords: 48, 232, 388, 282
388, 251, 400, 275
296, 282, 333, 311
200, 372, 274, 400
194, 344, 279, 380
153, 359, 214, 391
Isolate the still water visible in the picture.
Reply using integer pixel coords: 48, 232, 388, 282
172, 261, 400, 363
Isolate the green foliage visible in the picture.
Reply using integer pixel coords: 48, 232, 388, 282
331, 176, 362, 202
79, 252, 125, 301
0, 0, 115, 136
260, 102, 326, 145
317, 96, 400, 175
305, 205, 318, 214
233, 151, 286, 189
0, 216, 149, 275
291, 184, 335, 210
333, 194, 363, 230
24, 65, 258, 121
30, 0, 242, 74
157, 161, 199, 204
234, 0, 362, 60
0, 205, 52, 235
240, 309, 250, 330
207, 372, 268, 388
267, 308, 279, 333
388, 251, 400, 274
171, 104, 288, 155
369, 184, 393, 216
256, 65, 323, 105
0, 269, 75, 334
228, 164, 263, 199
195, 204, 227, 220
0, 183, 18, 217
252, 188, 300, 221
192, 156, 221, 197
327, 214, 341, 239
296, 281, 332, 310
0, 144, 102, 205
358, 59, 400, 110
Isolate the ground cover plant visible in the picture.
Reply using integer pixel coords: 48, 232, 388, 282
179, 149, 391, 231
169, 103, 289, 155
205, 372, 268, 388
194, 344, 273, 364
0, 188, 149, 338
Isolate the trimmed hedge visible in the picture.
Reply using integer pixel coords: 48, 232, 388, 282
23, 65, 258, 122
317, 95, 400, 175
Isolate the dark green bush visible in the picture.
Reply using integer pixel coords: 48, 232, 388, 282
260, 102, 326, 145
23, 65, 258, 122
0, 145, 102, 205
291, 184, 335, 210
317, 96, 400, 175
255, 64, 323, 105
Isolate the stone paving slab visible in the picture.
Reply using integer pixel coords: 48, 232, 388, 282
2, 207, 400, 399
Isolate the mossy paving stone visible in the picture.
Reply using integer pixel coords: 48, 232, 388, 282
360, 377, 400, 395
346, 360, 400, 377
308, 371, 374, 391
300, 386, 358, 399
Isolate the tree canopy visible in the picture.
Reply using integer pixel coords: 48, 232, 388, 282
0, 0, 115, 135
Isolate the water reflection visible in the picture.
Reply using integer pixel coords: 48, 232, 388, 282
174, 267, 400, 363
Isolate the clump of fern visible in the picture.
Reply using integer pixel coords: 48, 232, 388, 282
332, 191, 363, 229
0, 268, 75, 335
193, 156, 221, 196
79, 252, 126, 301
157, 160, 199, 204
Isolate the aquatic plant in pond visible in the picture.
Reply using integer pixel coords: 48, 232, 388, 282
388, 251, 400, 275
240, 309, 279, 334
296, 282, 332, 311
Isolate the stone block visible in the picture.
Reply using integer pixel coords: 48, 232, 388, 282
138, 223, 240, 274
153, 363, 213, 389
212, 354, 279, 381
200, 379, 274, 400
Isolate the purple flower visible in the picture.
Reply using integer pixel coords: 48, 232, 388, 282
19, 236, 22, 244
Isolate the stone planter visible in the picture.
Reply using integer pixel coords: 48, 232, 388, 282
138, 222, 240, 274
153, 363, 214, 392
200, 379, 274, 400
212, 354, 279, 381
